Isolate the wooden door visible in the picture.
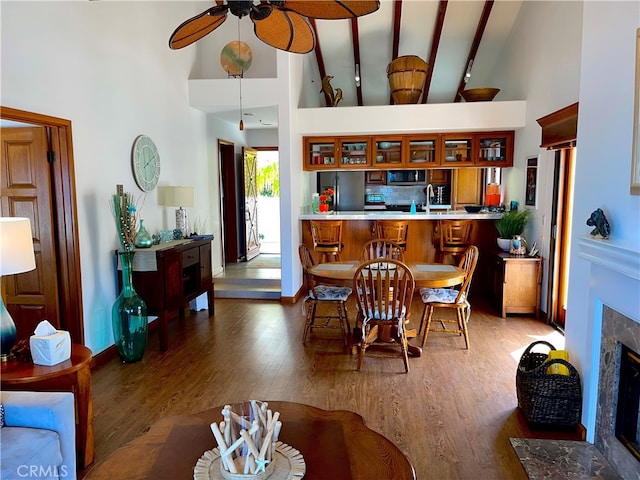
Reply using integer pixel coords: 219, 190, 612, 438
219, 141, 240, 263
243, 147, 260, 261
1, 127, 61, 341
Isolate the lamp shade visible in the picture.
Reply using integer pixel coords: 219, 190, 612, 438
160, 186, 194, 208
0, 217, 36, 275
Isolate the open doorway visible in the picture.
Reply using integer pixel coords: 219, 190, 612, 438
256, 148, 280, 255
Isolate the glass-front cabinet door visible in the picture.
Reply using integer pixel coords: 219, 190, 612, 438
441, 134, 474, 167
475, 131, 514, 167
339, 137, 370, 168
304, 137, 337, 170
406, 135, 439, 167
372, 136, 403, 168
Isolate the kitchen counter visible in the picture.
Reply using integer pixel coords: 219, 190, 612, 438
300, 210, 503, 220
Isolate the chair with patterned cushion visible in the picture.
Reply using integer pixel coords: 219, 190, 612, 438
418, 245, 478, 349
353, 258, 415, 372
299, 244, 352, 346
310, 220, 344, 263
360, 238, 405, 262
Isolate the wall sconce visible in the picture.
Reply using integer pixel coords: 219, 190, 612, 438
0, 217, 36, 361
160, 186, 194, 235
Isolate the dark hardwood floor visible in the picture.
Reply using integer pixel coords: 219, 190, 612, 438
82, 295, 581, 479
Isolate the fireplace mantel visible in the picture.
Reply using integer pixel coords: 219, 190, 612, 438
578, 236, 640, 281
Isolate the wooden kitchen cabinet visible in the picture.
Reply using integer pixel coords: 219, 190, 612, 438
365, 170, 386, 184
490, 252, 542, 318
303, 130, 513, 170
452, 168, 482, 206
440, 134, 475, 167
304, 136, 370, 170
476, 131, 514, 167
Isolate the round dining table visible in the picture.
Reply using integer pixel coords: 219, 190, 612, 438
308, 261, 466, 357
308, 260, 466, 288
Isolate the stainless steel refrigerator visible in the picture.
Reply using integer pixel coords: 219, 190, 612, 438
318, 171, 365, 211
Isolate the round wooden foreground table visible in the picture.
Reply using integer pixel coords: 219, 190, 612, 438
84, 401, 416, 480
0, 344, 94, 468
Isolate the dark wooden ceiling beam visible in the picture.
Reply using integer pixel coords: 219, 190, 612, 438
309, 19, 331, 106
454, 0, 494, 102
422, 0, 448, 103
350, 18, 364, 106
388, 0, 403, 104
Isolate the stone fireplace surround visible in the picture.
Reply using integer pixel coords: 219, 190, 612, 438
511, 237, 640, 478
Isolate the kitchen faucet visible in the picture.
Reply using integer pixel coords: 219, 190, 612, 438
425, 184, 434, 213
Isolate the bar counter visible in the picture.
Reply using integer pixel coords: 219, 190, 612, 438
300, 210, 503, 295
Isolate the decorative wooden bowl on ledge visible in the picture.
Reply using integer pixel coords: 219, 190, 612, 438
459, 88, 500, 102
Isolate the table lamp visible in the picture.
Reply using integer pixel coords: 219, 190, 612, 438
0, 217, 36, 361
160, 186, 194, 235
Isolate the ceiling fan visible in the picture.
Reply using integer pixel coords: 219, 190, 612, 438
169, 0, 380, 54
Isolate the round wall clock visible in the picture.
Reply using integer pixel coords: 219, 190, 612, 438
132, 135, 161, 192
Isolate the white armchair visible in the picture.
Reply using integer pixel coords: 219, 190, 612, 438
0, 390, 76, 480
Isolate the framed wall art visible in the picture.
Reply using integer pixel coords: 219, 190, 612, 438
525, 157, 538, 206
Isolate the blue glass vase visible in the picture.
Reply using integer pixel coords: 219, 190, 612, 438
112, 251, 148, 363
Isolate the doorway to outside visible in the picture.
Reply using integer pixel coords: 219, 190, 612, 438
256, 149, 280, 256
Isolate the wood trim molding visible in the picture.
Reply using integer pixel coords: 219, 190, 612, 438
536, 102, 579, 149
0, 106, 84, 345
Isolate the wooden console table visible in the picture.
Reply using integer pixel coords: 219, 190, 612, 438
119, 238, 214, 351
1, 344, 94, 468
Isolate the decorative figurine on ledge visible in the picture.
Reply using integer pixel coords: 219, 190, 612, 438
321, 75, 343, 107
586, 208, 611, 239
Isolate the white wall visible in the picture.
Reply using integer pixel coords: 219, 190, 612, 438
566, 2, 640, 439
1, 1, 214, 354
488, 0, 583, 310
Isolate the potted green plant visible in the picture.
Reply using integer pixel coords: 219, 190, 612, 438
495, 209, 531, 251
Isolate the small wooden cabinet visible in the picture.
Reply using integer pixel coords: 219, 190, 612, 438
119, 238, 214, 351
489, 252, 542, 318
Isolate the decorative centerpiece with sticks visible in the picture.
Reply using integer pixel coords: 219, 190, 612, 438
210, 401, 282, 480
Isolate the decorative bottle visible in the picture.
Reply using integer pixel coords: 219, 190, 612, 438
134, 219, 153, 248
312, 193, 320, 213
112, 251, 148, 363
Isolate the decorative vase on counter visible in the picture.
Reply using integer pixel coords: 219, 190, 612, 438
134, 219, 153, 248
112, 251, 148, 363
497, 237, 511, 252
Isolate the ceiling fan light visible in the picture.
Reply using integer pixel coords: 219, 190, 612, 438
252, 6, 315, 54
282, 0, 380, 19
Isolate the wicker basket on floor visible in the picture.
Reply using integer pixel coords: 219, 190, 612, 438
516, 340, 582, 428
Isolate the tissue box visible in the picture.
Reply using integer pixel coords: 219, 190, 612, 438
29, 330, 71, 366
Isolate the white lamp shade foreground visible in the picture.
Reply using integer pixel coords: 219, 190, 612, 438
160, 186, 195, 235
0, 217, 36, 360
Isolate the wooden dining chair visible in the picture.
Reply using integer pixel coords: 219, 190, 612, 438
310, 220, 344, 263
298, 244, 352, 346
373, 220, 409, 252
435, 219, 473, 264
353, 258, 415, 373
418, 245, 479, 349
360, 238, 405, 262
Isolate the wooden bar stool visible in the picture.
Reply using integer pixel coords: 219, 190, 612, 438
373, 220, 409, 252
310, 220, 344, 263
435, 219, 473, 264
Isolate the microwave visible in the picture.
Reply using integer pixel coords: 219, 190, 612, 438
387, 169, 426, 185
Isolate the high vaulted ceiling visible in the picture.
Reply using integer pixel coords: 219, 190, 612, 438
207, 0, 524, 129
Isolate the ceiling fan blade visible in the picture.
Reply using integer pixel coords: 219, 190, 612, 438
280, 0, 380, 19
251, 5, 315, 54
169, 5, 228, 50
